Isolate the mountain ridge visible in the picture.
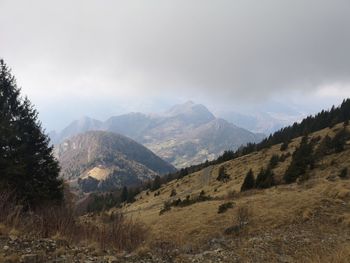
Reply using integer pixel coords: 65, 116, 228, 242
55, 130, 176, 192
52, 102, 265, 168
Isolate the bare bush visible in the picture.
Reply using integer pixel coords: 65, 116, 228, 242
224, 205, 251, 235
236, 205, 250, 228
0, 190, 146, 252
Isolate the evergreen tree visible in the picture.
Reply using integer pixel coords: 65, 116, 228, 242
315, 135, 333, 158
332, 128, 350, 153
241, 169, 255, 192
280, 141, 289, 151
152, 175, 162, 191
269, 154, 280, 169
255, 167, 275, 189
121, 186, 128, 202
284, 136, 314, 183
339, 168, 348, 179
0, 59, 63, 207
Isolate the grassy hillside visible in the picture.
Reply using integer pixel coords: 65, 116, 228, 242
119, 122, 350, 262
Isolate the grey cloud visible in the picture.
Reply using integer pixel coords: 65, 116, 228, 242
1, 0, 350, 107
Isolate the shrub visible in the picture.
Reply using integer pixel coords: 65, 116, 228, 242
218, 202, 234, 214
236, 206, 250, 229
160, 191, 213, 214
339, 168, 348, 179
217, 166, 230, 182
224, 205, 250, 235
159, 202, 172, 215
170, 189, 177, 197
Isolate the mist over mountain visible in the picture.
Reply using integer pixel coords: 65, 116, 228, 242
51, 101, 265, 168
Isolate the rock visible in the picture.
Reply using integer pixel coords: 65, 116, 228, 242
9, 235, 17, 241
3, 245, 9, 251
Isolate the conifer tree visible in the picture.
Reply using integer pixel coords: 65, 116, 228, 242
332, 128, 350, 153
241, 169, 255, 192
255, 167, 275, 189
121, 186, 128, 202
284, 136, 314, 183
0, 59, 63, 207
152, 175, 162, 191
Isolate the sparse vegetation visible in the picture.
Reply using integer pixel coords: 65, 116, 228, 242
159, 191, 213, 214
218, 202, 234, 214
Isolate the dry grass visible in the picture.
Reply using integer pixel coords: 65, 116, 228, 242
119, 122, 350, 259
0, 190, 146, 252
301, 245, 350, 263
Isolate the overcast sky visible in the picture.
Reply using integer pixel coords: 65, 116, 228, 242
1, 0, 350, 130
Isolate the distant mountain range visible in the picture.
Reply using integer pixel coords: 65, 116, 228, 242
55, 131, 176, 192
51, 101, 265, 168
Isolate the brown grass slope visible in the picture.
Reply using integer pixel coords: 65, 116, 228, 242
120, 122, 350, 262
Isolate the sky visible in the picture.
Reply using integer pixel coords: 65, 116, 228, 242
1, 0, 350, 131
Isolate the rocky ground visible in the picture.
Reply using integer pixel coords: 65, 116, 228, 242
1, 218, 349, 263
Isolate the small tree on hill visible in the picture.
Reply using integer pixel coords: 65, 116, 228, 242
217, 166, 230, 182
241, 169, 255, 192
284, 136, 314, 183
339, 167, 348, 179
269, 154, 280, 169
315, 135, 332, 159
152, 175, 162, 191
121, 186, 128, 202
255, 167, 275, 189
